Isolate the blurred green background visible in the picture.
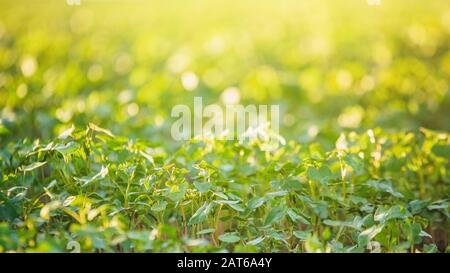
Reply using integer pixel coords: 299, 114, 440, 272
0, 0, 449, 146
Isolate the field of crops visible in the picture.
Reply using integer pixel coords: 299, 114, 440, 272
0, 0, 449, 253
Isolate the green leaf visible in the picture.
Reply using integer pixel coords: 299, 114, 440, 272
409, 200, 430, 215
88, 123, 115, 137
366, 179, 404, 198
419, 230, 432, 238
246, 236, 265, 245
19, 161, 46, 172
323, 219, 347, 227
427, 200, 448, 210
282, 178, 302, 191
213, 192, 229, 200
151, 200, 167, 212
293, 230, 310, 241
307, 166, 333, 184
227, 203, 244, 212
423, 244, 438, 253
247, 197, 265, 210
165, 183, 187, 202
264, 206, 286, 225
427, 200, 449, 217
266, 191, 289, 197
194, 181, 212, 193
310, 201, 328, 219
307, 167, 321, 181
0, 123, 10, 135
75, 165, 109, 187
139, 151, 155, 166
431, 144, 450, 158
267, 230, 288, 245
344, 154, 364, 171
188, 202, 213, 225
358, 225, 383, 246
58, 125, 75, 139
197, 228, 215, 235
54, 142, 80, 156
213, 199, 239, 205
374, 205, 411, 224
63, 196, 76, 207
287, 208, 310, 224
218, 233, 240, 243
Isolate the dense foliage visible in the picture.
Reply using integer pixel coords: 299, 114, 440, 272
0, 0, 449, 252
1, 125, 449, 252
